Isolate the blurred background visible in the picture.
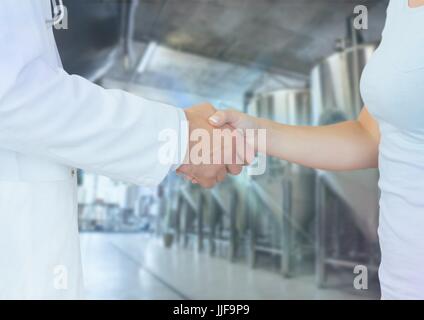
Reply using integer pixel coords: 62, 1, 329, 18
54, 0, 388, 300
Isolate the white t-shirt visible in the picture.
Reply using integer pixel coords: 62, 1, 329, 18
361, 0, 424, 299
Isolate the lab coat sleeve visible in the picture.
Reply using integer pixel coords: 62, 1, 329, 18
0, 3, 188, 186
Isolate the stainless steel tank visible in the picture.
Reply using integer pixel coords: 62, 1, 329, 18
311, 44, 376, 125
317, 170, 379, 243
249, 89, 311, 125
246, 89, 315, 275
248, 89, 315, 228
310, 44, 380, 244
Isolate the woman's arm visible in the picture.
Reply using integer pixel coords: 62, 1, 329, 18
209, 107, 380, 171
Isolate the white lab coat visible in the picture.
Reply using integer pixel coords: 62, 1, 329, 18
0, 1, 187, 299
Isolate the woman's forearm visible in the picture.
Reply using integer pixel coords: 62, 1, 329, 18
256, 118, 379, 171
209, 107, 380, 171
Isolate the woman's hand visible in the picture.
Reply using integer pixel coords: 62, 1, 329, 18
209, 109, 259, 163
208, 109, 259, 131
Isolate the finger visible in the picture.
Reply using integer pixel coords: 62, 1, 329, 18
183, 175, 193, 182
198, 177, 216, 189
176, 171, 190, 180
209, 110, 239, 127
177, 168, 196, 182
226, 164, 242, 176
176, 165, 189, 175
217, 168, 227, 183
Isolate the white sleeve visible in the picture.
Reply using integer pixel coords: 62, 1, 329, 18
0, 2, 188, 186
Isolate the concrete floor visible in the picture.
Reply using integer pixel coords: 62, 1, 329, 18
80, 233, 379, 300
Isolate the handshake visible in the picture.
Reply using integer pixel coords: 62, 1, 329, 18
175, 103, 259, 188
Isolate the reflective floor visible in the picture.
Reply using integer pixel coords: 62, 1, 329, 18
80, 233, 379, 300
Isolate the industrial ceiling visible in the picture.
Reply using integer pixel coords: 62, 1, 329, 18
133, 0, 389, 75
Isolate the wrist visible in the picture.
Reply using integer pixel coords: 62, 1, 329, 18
254, 118, 271, 154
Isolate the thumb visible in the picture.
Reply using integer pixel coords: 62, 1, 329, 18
209, 110, 239, 127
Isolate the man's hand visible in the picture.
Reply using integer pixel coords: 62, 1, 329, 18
177, 103, 244, 188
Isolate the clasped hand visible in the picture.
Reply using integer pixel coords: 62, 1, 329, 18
177, 103, 255, 188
